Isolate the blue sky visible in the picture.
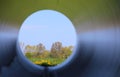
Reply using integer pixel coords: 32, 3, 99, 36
19, 10, 77, 50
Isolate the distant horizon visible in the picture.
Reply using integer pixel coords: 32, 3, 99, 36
19, 41, 74, 51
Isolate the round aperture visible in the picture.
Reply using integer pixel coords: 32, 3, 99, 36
18, 10, 77, 67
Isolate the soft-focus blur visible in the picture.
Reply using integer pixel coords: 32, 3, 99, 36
0, 0, 120, 77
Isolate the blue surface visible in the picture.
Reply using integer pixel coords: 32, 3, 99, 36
0, 27, 120, 77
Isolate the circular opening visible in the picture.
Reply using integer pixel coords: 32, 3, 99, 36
17, 10, 77, 69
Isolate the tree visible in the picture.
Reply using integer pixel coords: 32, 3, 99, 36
59, 46, 73, 59
37, 43, 45, 53
25, 52, 32, 58
25, 45, 32, 53
19, 42, 25, 51
40, 50, 50, 58
51, 42, 62, 52
50, 42, 62, 58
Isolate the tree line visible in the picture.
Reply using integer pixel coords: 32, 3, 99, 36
20, 42, 74, 59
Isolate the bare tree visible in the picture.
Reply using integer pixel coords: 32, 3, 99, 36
50, 42, 62, 58
37, 43, 45, 53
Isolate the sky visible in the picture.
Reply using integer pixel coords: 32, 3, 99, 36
19, 10, 77, 50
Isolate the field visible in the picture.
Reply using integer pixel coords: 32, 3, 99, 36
28, 57, 66, 66
23, 42, 73, 66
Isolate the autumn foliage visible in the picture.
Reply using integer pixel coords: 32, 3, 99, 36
20, 42, 74, 66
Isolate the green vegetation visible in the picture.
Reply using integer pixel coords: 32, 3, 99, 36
28, 57, 65, 66
21, 42, 73, 66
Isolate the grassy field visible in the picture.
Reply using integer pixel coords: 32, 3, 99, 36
28, 57, 66, 66
24, 43, 73, 66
